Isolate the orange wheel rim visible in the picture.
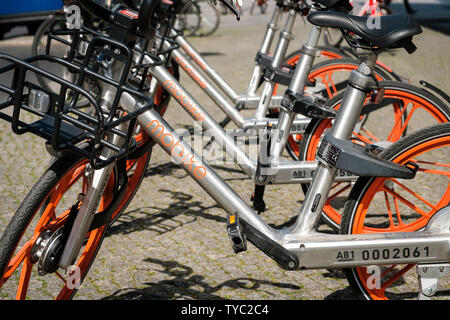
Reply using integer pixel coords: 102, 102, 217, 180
1, 160, 114, 300
351, 136, 450, 299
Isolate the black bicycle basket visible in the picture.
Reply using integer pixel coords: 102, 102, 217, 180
0, 21, 157, 170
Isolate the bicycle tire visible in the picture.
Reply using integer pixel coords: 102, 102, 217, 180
0, 151, 114, 299
340, 122, 450, 300
299, 81, 450, 231
0, 58, 178, 299
195, 0, 221, 37
178, 0, 201, 37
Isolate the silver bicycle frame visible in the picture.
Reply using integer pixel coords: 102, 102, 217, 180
143, 52, 360, 185
168, 5, 328, 154
164, 39, 310, 132
58, 4, 450, 273
172, 4, 285, 108
119, 61, 450, 270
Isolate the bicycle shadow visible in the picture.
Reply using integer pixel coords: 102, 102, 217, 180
106, 188, 225, 237
144, 161, 249, 181
100, 257, 302, 300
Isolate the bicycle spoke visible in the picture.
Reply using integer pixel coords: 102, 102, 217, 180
391, 178, 440, 212
327, 183, 351, 202
388, 103, 416, 141
382, 185, 432, 219
2, 240, 34, 281
16, 255, 33, 300
380, 264, 415, 291
383, 191, 396, 227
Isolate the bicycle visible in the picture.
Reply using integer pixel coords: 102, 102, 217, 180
0, 0, 448, 300
25, 0, 449, 239
176, 0, 221, 37
159, 0, 450, 228
250, 0, 268, 14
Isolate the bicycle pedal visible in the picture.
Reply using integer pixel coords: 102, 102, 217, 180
226, 213, 247, 254
282, 90, 336, 119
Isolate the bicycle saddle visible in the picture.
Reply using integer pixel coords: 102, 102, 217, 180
307, 11, 422, 53
312, 0, 353, 12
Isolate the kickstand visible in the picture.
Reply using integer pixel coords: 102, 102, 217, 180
251, 184, 266, 214
417, 263, 450, 300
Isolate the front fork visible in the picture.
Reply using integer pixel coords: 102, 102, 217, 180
58, 89, 125, 270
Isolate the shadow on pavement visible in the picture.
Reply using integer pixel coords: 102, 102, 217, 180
106, 189, 223, 237
100, 257, 302, 300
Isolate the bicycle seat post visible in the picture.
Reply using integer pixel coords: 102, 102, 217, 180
291, 49, 379, 235
267, 4, 323, 159
247, 1, 284, 96
254, 4, 297, 120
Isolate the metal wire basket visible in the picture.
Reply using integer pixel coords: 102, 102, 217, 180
0, 22, 156, 169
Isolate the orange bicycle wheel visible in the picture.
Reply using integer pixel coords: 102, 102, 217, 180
299, 81, 450, 231
0, 153, 114, 299
0, 66, 179, 299
340, 122, 450, 299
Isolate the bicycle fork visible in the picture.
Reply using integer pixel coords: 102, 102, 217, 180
58, 89, 125, 270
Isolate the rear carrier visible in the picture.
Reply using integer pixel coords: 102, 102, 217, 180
0, 19, 157, 169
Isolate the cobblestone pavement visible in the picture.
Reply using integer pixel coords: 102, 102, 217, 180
0, 4, 449, 300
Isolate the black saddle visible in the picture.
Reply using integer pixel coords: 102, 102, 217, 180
308, 11, 422, 53
312, 0, 353, 12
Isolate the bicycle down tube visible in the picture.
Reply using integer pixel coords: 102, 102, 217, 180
162, 39, 310, 133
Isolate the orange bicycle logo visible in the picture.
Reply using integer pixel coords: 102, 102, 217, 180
146, 119, 207, 179
180, 43, 207, 71
174, 55, 207, 89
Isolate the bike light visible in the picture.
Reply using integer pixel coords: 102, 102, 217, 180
29, 89, 50, 114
